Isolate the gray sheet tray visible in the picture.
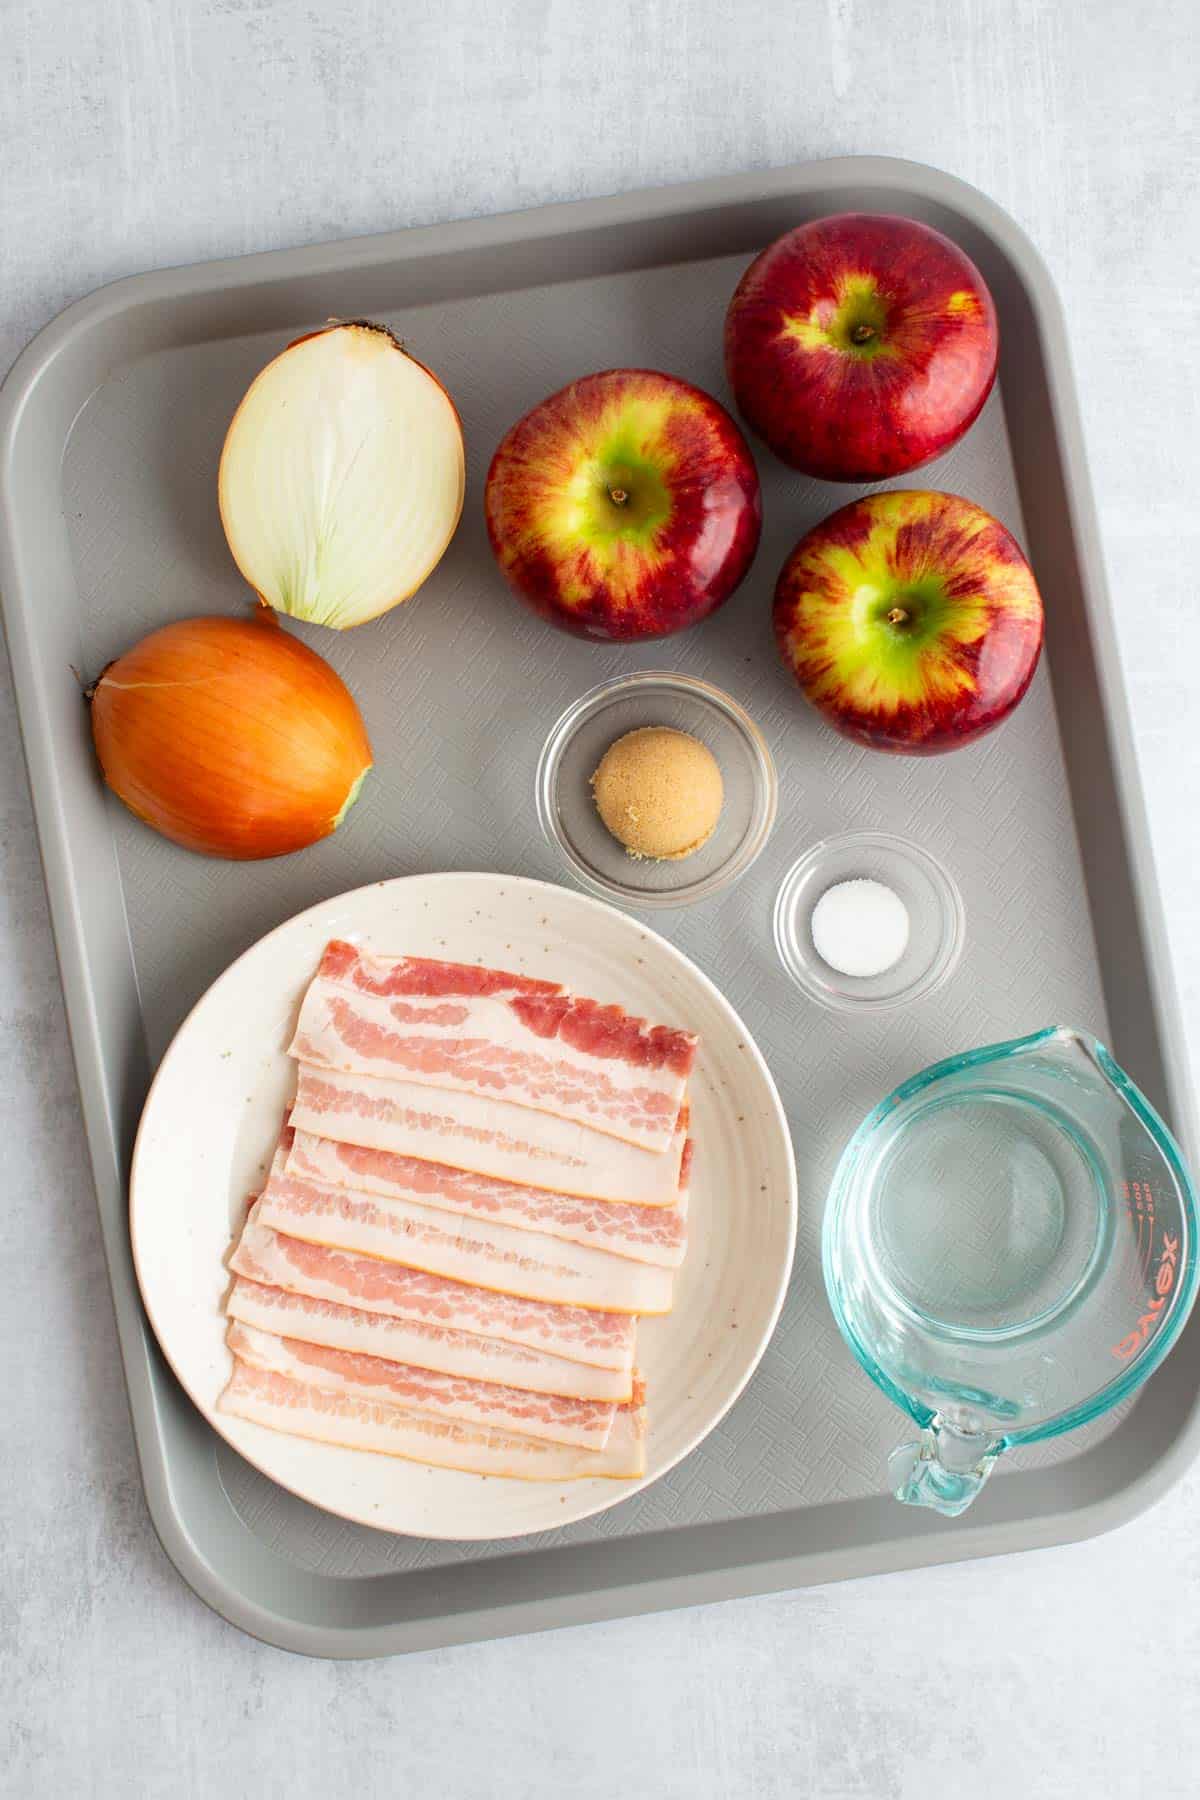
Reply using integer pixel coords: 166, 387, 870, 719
3, 158, 1197, 1659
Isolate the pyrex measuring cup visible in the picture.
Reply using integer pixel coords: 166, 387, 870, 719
824, 1027, 1199, 1515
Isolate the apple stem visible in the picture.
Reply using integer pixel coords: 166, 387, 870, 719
886, 607, 910, 627
850, 323, 875, 345
608, 487, 629, 506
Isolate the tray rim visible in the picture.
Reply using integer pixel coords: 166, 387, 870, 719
3, 153, 1199, 1659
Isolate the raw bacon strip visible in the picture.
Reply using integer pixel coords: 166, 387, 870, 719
219, 1359, 647, 1481
290, 1065, 686, 1207
290, 942, 698, 1154
227, 1276, 632, 1402
317, 946, 563, 999
287, 1128, 689, 1269
228, 1322, 619, 1449
230, 1213, 637, 1373
256, 1164, 674, 1315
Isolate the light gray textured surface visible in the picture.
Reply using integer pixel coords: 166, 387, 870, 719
3, 1, 1199, 1794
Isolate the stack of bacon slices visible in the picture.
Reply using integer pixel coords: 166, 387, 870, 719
218, 941, 697, 1482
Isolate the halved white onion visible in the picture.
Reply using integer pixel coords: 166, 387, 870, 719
219, 323, 465, 630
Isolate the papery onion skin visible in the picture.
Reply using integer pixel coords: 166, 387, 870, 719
90, 612, 373, 859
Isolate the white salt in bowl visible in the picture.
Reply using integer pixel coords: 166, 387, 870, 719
773, 830, 965, 1012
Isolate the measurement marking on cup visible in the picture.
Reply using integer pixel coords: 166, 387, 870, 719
1122, 1178, 1158, 1289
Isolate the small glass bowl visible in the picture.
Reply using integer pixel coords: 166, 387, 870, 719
774, 830, 965, 1012
536, 671, 777, 909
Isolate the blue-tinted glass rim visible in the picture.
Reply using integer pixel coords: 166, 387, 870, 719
822, 1026, 1200, 1448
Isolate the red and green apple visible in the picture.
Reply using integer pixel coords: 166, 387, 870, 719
484, 368, 761, 640
774, 490, 1043, 754
725, 214, 998, 482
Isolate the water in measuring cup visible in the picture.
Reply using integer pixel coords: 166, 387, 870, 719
825, 1027, 1200, 1513
865, 1089, 1110, 1340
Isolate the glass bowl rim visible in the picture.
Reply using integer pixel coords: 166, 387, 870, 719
535, 669, 778, 909
772, 827, 966, 1012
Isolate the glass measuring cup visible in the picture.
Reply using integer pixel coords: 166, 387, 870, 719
823, 1027, 1199, 1515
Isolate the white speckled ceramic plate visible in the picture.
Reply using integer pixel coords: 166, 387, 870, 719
130, 872, 797, 1539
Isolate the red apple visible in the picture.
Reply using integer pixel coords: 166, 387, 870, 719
774, 490, 1043, 754
724, 214, 998, 482
484, 369, 761, 640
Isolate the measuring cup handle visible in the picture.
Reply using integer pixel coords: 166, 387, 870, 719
887, 1418, 1002, 1517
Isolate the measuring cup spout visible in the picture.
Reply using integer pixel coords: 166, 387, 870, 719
888, 1416, 1002, 1517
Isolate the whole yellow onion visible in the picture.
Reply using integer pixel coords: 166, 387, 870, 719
89, 611, 373, 859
